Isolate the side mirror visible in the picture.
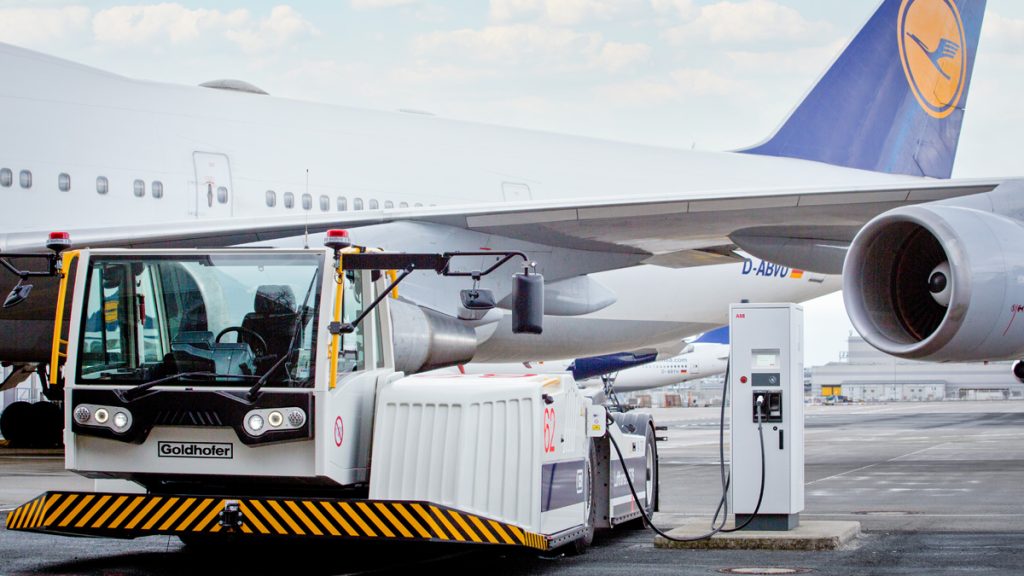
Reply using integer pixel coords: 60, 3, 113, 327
460, 288, 496, 310
512, 271, 543, 334
3, 282, 32, 309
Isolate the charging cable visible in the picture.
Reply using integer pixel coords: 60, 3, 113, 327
606, 363, 767, 542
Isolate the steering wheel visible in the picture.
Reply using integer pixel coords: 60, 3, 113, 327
215, 326, 268, 357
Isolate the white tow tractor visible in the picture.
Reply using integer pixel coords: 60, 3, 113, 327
5, 231, 658, 552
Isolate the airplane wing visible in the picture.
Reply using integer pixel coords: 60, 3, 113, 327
0, 178, 999, 275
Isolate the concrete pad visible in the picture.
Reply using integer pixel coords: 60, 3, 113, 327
654, 519, 861, 551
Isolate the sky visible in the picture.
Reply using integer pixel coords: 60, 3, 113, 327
0, 0, 1021, 366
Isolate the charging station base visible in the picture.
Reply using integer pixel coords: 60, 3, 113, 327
735, 513, 800, 531
654, 519, 861, 551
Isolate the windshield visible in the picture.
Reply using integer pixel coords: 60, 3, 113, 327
78, 253, 323, 387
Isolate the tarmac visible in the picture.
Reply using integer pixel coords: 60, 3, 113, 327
2, 400, 1023, 575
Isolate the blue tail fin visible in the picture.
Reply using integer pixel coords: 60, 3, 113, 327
743, 0, 986, 179
693, 326, 729, 345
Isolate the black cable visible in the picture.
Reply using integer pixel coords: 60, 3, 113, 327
721, 414, 766, 533
605, 361, 768, 542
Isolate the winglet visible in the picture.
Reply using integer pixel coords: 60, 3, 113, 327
743, 0, 987, 179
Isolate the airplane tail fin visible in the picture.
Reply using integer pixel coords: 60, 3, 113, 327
693, 326, 729, 345
743, 0, 987, 179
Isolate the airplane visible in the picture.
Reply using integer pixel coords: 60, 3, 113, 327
448, 326, 731, 394
0, 0, 1018, 396
592, 327, 730, 394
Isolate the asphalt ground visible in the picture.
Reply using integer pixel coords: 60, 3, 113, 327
2, 400, 1023, 575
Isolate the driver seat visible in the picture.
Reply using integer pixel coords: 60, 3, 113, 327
241, 285, 299, 373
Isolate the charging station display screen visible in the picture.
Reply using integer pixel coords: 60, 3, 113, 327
751, 349, 780, 370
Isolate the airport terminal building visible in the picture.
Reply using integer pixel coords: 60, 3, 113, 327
811, 336, 1024, 402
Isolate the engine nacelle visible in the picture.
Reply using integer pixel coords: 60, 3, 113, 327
843, 204, 1024, 362
1013, 361, 1024, 384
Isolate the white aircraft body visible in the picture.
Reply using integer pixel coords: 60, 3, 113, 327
451, 327, 730, 393
1, 0, 1021, 379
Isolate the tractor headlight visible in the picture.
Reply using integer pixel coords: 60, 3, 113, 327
248, 413, 265, 433
112, 411, 130, 431
244, 407, 306, 437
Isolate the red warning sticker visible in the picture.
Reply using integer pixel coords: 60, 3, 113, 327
334, 416, 344, 447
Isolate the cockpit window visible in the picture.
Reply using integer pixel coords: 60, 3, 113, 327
78, 253, 323, 387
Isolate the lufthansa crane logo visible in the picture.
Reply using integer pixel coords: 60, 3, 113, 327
898, 0, 967, 119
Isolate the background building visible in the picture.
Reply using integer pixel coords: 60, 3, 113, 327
811, 335, 1024, 402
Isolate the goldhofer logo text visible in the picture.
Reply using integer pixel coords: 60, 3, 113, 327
157, 441, 233, 459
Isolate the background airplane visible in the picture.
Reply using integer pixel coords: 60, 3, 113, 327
449, 326, 731, 393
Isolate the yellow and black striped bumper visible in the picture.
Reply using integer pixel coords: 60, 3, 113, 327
5, 492, 548, 550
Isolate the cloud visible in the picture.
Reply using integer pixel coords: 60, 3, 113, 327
0, 6, 90, 48
598, 67, 741, 105
351, 0, 420, 9
668, 67, 741, 95
91, 4, 246, 47
983, 12, 1024, 52
665, 0, 832, 46
225, 6, 318, 54
93, 4, 316, 53
596, 41, 651, 71
415, 24, 650, 72
490, 0, 646, 25
415, 25, 603, 65
726, 40, 845, 75
649, 0, 694, 19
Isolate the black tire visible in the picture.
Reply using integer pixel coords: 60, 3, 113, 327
569, 440, 597, 555
0, 401, 31, 446
642, 422, 658, 516
31, 402, 64, 448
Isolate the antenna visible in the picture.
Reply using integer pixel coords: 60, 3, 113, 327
303, 168, 310, 249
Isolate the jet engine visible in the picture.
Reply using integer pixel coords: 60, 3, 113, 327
843, 204, 1024, 362
1013, 360, 1024, 384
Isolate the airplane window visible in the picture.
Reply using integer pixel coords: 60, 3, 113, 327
152, 181, 164, 199
266, 190, 276, 207
319, 195, 329, 212
399, 201, 408, 208
0, 168, 11, 188
284, 192, 294, 209
217, 186, 228, 204
369, 199, 379, 210
58, 173, 71, 192
353, 198, 364, 211
384, 200, 394, 209
96, 176, 109, 195
414, 202, 423, 207
337, 196, 347, 211
133, 179, 145, 197
302, 193, 312, 210
19, 170, 32, 189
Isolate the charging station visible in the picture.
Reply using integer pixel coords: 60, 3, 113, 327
729, 303, 804, 531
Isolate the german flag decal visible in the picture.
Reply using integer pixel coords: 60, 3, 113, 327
5, 492, 548, 550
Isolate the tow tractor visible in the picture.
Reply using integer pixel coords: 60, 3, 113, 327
5, 231, 658, 553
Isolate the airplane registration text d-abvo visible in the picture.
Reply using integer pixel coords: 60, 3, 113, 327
741, 259, 805, 280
